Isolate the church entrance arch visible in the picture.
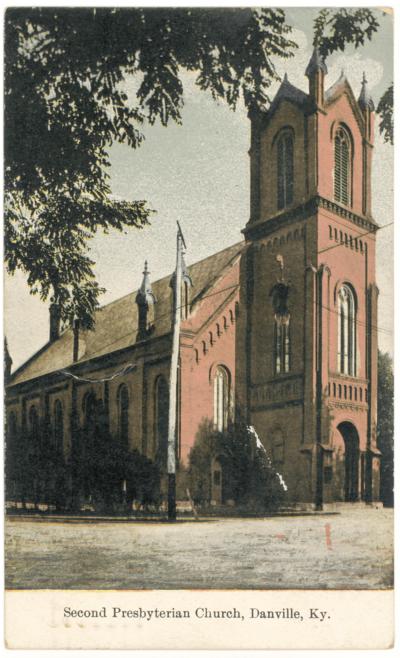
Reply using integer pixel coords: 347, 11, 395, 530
337, 422, 360, 502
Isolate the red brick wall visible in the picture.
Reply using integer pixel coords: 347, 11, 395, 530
179, 260, 240, 465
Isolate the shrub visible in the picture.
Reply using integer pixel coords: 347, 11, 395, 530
188, 418, 288, 511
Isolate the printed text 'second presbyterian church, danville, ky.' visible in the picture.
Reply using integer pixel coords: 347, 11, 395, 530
5, 49, 381, 508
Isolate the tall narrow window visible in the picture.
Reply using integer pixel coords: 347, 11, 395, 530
181, 281, 190, 319
83, 392, 97, 437
334, 127, 351, 206
7, 412, 17, 443
275, 319, 290, 374
118, 385, 129, 447
337, 285, 356, 376
277, 131, 294, 210
54, 400, 64, 454
29, 406, 40, 455
271, 280, 291, 375
155, 376, 169, 467
214, 366, 230, 432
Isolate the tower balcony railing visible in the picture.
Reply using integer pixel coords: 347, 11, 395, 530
327, 373, 369, 405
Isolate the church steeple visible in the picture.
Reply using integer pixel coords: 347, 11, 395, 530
305, 47, 327, 107
136, 261, 156, 340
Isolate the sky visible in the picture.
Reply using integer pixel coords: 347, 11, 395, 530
4, 7, 394, 370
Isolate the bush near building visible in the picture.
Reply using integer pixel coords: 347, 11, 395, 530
188, 418, 288, 511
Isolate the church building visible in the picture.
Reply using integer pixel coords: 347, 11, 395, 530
5, 50, 381, 508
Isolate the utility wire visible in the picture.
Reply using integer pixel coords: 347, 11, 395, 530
55, 228, 393, 380
59, 363, 136, 383
314, 299, 392, 336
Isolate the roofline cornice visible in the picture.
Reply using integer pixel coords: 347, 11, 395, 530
244, 195, 378, 242
6, 331, 173, 394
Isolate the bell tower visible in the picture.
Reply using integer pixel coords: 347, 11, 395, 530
237, 52, 380, 507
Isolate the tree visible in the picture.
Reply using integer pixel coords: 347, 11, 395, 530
5, 8, 390, 326
377, 351, 394, 507
312, 8, 393, 145
377, 85, 394, 145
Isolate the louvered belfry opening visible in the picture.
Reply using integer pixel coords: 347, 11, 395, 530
277, 131, 294, 210
334, 127, 350, 205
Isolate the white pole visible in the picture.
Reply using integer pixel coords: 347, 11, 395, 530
167, 226, 183, 519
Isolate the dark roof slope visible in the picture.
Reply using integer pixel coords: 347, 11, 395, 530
264, 76, 310, 121
10, 241, 244, 386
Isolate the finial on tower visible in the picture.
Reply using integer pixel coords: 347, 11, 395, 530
136, 260, 156, 341
137, 260, 156, 305
358, 71, 375, 110
305, 47, 328, 78
4, 337, 12, 382
305, 47, 327, 107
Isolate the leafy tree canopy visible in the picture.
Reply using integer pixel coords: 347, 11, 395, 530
4, 7, 390, 328
377, 351, 394, 506
377, 84, 394, 145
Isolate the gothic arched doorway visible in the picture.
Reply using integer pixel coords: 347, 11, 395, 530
338, 422, 360, 502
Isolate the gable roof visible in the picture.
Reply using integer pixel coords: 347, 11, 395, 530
262, 76, 310, 124
325, 74, 366, 130
9, 241, 244, 387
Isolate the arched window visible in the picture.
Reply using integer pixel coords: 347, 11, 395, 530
214, 366, 230, 432
54, 400, 64, 453
334, 127, 351, 206
29, 406, 40, 454
83, 392, 97, 451
277, 131, 294, 210
337, 284, 356, 376
118, 385, 130, 447
155, 376, 169, 467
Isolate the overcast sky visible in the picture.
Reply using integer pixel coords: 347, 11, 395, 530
4, 7, 394, 370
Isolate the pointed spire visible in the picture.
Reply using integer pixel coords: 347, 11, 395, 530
358, 71, 375, 110
4, 337, 12, 382
136, 261, 156, 341
305, 47, 327, 78
283, 72, 288, 82
136, 260, 156, 306
305, 47, 327, 107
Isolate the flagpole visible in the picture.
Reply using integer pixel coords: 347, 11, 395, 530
167, 222, 185, 520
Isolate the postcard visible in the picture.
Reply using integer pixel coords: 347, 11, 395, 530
4, 4, 394, 650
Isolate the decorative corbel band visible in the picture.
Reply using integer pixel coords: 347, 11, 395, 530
243, 194, 378, 242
